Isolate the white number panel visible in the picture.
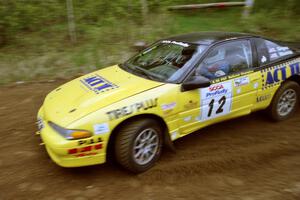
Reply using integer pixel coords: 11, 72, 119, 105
199, 81, 233, 121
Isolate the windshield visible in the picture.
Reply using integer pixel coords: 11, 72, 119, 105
121, 40, 207, 83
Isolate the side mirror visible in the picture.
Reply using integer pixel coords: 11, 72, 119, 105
181, 75, 211, 92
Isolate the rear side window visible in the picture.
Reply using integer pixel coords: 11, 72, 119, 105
254, 38, 294, 66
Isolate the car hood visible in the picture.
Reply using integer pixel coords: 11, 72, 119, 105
43, 65, 164, 127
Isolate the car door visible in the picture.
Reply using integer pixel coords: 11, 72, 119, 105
178, 39, 261, 135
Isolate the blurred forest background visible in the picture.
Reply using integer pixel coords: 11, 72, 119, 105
0, 0, 299, 84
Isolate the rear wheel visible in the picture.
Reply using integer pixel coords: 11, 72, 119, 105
114, 118, 163, 173
268, 81, 300, 121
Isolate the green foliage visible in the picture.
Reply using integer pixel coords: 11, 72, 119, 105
253, 0, 300, 16
1, 0, 299, 46
0, 0, 66, 45
0, 0, 299, 84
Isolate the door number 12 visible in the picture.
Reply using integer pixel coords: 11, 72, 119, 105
208, 96, 226, 117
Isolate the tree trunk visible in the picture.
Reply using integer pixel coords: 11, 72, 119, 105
66, 0, 77, 43
140, 0, 148, 21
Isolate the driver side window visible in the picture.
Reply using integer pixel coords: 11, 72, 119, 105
195, 40, 252, 80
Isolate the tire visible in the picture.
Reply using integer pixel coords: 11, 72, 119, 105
268, 81, 300, 121
114, 118, 163, 173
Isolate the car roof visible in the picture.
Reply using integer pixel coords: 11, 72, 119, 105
164, 32, 257, 45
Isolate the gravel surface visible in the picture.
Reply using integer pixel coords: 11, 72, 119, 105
0, 82, 299, 200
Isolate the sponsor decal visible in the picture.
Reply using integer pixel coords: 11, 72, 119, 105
161, 40, 189, 47
212, 70, 253, 84
289, 62, 300, 75
106, 98, 158, 120
183, 116, 192, 122
200, 81, 233, 121
195, 115, 201, 121
161, 102, 176, 111
270, 53, 278, 59
236, 88, 241, 94
234, 76, 250, 87
75, 152, 98, 157
279, 51, 293, 57
253, 82, 259, 89
171, 131, 178, 141
261, 56, 267, 63
205, 84, 228, 98
68, 144, 103, 157
265, 62, 300, 85
81, 74, 118, 94
93, 123, 110, 135
268, 47, 293, 58
161, 102, 176, 115
78, 137, 103, 146
257, 94, 271, 102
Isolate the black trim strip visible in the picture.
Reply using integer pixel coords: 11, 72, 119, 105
253, 54, 300, 72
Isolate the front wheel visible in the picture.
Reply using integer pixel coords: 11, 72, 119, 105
114, 118, 163, 173
268, 81, 300, 121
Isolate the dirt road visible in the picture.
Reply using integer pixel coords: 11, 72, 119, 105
0, 81, 300, 200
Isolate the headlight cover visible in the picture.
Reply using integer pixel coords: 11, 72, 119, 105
48, 121, 92, 140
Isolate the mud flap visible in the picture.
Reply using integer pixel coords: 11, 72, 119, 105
164, 131, 176, 152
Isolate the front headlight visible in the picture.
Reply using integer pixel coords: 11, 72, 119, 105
48, 122, 92, 140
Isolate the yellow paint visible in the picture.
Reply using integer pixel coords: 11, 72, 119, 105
37, 58, 300, 167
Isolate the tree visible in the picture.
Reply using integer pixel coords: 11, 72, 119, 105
66, 0, 77, 43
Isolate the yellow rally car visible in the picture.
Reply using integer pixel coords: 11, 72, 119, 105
37, 32, 300, 173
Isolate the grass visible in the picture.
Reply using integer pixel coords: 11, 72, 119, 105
0, 7, 299, 84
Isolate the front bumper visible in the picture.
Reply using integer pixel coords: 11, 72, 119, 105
44, 141, 106, 167
37, 109, 106, 167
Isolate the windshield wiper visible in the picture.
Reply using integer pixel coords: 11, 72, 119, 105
121, 63, 157, 81
132, 67, 156, 80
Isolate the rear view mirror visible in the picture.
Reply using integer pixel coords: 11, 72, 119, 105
181, 76, 211, 92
